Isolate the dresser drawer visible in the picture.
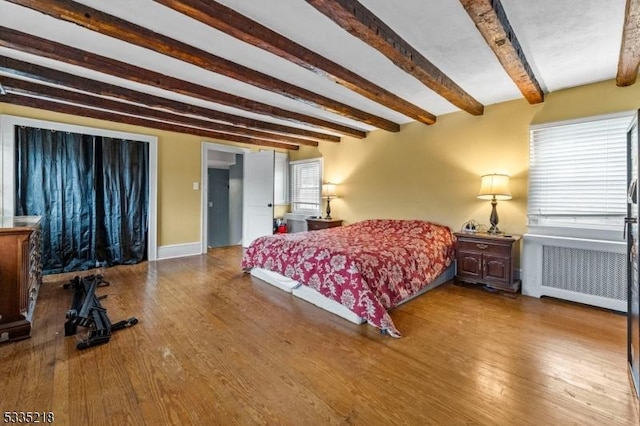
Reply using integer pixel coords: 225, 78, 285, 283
456, 239, 512, 256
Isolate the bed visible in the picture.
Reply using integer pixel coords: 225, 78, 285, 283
242, 219, 455, 337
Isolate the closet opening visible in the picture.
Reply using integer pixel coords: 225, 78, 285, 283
1, 115, 158, 272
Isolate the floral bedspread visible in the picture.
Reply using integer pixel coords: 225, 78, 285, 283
242, 219, 455, 337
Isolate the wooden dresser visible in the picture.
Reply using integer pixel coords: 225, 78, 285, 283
0, 216, 42, 342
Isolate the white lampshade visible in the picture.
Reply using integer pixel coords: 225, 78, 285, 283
322, 183, 338, 198
477, 174, 512, 200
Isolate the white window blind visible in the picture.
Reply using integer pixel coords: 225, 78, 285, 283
290, 158, 321, 214
528, 114, 632, 230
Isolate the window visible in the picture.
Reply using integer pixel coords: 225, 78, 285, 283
528, 113, 632, 233
290, 158, 322, 215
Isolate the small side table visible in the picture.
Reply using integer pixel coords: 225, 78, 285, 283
454, 232, 521, 293
306, 218, 343, 231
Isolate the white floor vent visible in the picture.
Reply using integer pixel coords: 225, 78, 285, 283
523, 234, 627, 312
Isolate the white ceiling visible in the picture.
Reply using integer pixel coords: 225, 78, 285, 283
0, 0, 630, 137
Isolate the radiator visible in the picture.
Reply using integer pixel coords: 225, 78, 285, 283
522, 234, 626, 312
283, 213, 311, 233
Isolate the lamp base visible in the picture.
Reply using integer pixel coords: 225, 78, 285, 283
324, 197, 332, 220
487, 226, 504, 235
487, 197, 503, 235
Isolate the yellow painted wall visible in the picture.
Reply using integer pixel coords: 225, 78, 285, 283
0, 103, 248, 246
2, 79, 639, 246
532, 79, 640, 125
291, 79, 640, 237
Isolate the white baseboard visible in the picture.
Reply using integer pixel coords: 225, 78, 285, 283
156, 242, 202, 260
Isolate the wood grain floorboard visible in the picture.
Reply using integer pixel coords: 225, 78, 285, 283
0, 245, 638, 425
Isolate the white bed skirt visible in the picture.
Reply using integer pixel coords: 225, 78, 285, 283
250, 268, 301, 292
250, 263, 455, 325
292, 284, 367, 324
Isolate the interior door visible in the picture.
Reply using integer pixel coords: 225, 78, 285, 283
627, 111, 640, 398
243, 150, 274, 247
208, 168, 230, 248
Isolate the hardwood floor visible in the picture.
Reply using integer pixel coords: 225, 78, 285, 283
0, 246, 638, 425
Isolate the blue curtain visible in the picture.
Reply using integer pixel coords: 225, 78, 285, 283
96, 137, 149, 265
14, 127, 148, 274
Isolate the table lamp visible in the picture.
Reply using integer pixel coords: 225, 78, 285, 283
321, 183, 338, 219
477, 174, 512, 234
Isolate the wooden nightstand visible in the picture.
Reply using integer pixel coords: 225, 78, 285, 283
454, 232, 521, 293
306, 218, 343, 231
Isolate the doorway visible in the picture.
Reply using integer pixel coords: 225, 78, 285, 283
206, 153, 243, 248
201, 142, 248, 253
200, 143, 275, 253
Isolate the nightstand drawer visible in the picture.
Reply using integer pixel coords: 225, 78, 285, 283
307, 221, 327, 231
456, 239, 511, 256
306, 218, 343, 231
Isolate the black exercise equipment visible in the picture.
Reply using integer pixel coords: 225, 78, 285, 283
64, 274, 138, 350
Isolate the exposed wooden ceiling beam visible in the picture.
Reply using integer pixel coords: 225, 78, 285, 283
0, 26, 365, 139
0, 76, 318, 148
460, 0, 544, 104
0, 92, 299, 151
617, 0, 640, 86
305, 0, 484, 115
154, 0, 436, 126
7, 0, 400, 132
0, 57, 324, 146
